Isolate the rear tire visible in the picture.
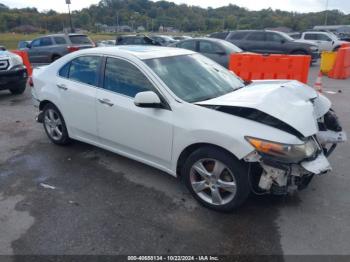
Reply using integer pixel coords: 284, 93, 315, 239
43, 103, 71, 145
182, 146, 250, 212
52, 55, 61, 62
9, 82, 26, 95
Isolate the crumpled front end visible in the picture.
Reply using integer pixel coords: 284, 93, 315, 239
244, 94, 347, 195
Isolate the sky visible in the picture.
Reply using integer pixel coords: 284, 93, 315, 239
1, 0, 350, 14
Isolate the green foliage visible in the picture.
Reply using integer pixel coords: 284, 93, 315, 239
0, 0, 349, 33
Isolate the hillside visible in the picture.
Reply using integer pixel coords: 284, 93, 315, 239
0, 0, 349, 33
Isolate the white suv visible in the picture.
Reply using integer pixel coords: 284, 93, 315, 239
291, 31, 348, 51
31, 46, 346, 211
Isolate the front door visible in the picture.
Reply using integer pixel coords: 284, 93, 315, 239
96, 57, 173, 167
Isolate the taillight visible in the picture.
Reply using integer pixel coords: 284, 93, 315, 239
67, 46, 79, 53
28, 76, 34, 87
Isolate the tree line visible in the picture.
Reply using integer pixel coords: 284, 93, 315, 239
0, 0, 349, 33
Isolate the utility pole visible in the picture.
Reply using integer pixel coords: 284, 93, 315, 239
324, 0, 329, 25
66, 0, 74, 33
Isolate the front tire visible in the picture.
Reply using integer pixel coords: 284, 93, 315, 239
182, 146, 250, 212
9, 82, 26, 95
43, 103, 70, 145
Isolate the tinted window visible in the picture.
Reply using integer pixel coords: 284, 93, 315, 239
69, 56, 100, 86
304, 34, 318, 40
178, 40, 196, 51
69, 35, 92, 45
266, 32, 284, 42
229, 32, 249, 40
31, 38, 54, 47
246, 32, 265, 41
318, 34, 332, 41
59, 62, 70, 78
210, 32, 229, 40
199, 41, 224, 54
54, 37, 67, 45
31, 39, 41, 47
103, 58, 154, 97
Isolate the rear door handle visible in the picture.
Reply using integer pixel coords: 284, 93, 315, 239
98, 98, 114, 107
57, 84, 68, 91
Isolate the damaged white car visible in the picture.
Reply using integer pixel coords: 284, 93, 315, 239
31, 46, 346, 211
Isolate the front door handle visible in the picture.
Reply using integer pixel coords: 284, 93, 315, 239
57, 84, 68, 91
98, 98, 114, 107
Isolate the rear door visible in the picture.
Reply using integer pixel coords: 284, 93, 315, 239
96, 57, 173, 167
56, 55, 101, 142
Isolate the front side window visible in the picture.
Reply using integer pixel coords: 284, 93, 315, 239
317, 34, 332, 41
68, 56, 100, 86
31, 39, 41, 48
266, 33, 284, 42
145, 54, 244, 103
40, 37, 53, 46
229, 32, 249, 40
103, 57, 154, 97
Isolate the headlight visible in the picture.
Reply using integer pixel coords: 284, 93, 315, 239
245, 136, 319, 163
9, 54, 23, 68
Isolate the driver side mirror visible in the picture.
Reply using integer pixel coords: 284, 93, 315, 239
134, 91, 162, 108
26, 42, 31, 48
280, 39, 286, 44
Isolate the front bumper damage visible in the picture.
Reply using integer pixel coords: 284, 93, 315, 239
248, 129, 347, 195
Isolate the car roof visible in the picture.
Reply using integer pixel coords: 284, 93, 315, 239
78, 46, 195, 60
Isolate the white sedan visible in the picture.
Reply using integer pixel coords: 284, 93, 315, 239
31, 46, 346, 211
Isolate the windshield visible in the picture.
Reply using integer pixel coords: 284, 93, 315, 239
145, 54, 244, 103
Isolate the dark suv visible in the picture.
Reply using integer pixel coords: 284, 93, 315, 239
211, 30, 319, 62
26, 34, 95, 64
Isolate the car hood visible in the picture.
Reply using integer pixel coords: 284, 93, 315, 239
196, 80, 331, 138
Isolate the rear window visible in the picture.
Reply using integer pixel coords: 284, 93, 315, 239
69, 35, 92, 45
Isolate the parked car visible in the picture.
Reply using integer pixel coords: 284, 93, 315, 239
149, 35, 177, 46
26, 34, 95, 64
172, 36, 192, 41
290, 31, 348, 51
170, 38, 242, 68
0, 48, 28, 95
116, 35, 161, 46
212, 30, 319, 63
18, 40, 31, 50
31, 46, 346, 211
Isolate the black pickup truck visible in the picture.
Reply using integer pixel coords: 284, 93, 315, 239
0, 47, 28, 95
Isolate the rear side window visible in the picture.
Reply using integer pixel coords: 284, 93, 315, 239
246, 32, 265, 41
103, 57, 154, 97
68, 56, 101, 86
229, 32, 249, 40
69, 35, 92, 45
54, 37, 67, 45
178, 40, 196, 51
59, 62, 70, 78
